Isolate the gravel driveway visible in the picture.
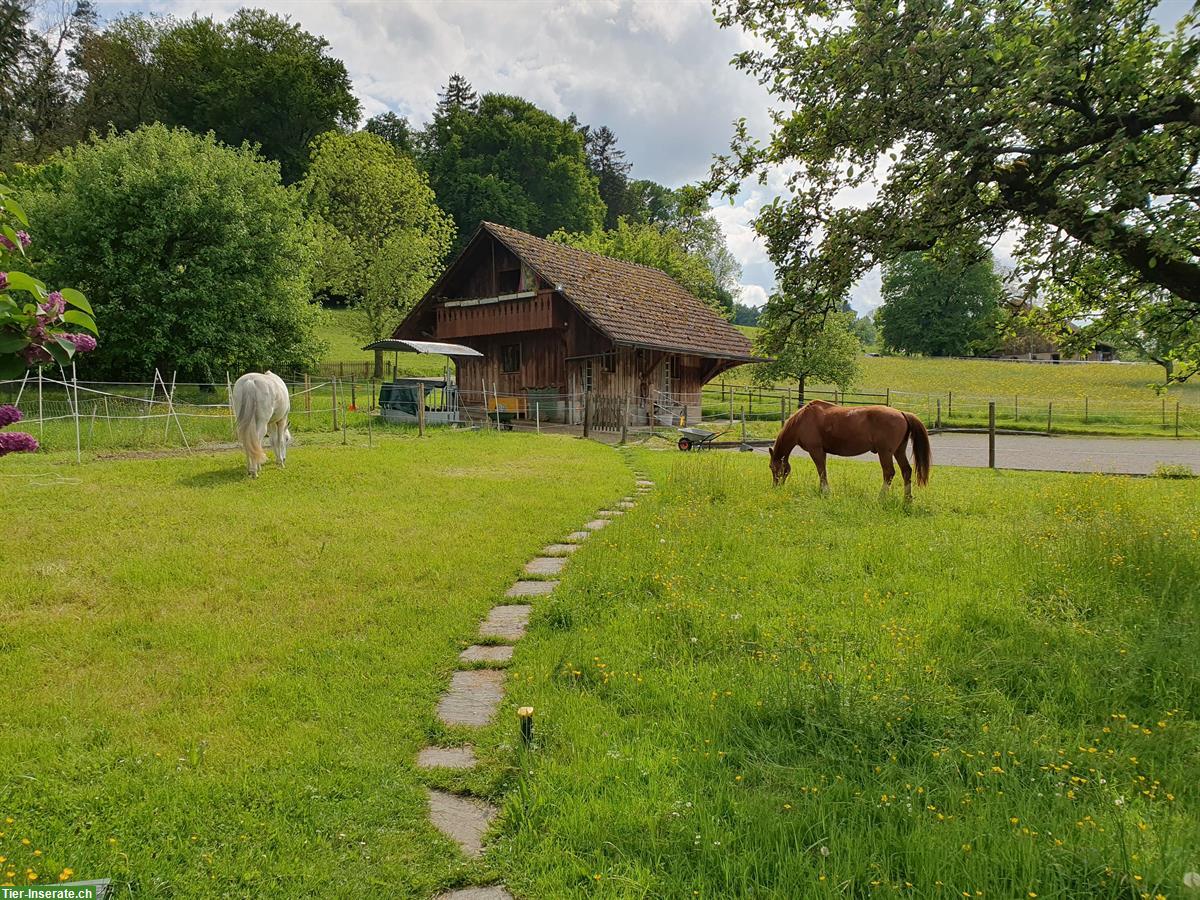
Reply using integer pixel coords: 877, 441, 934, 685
778, 432, 1200, 476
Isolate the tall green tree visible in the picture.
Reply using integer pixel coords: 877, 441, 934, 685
0, 0, 95, 166
21, 124, 324, 380
709, 0, 1200, 373
365, 111, 414, 155
72, 9, 360, 182
300, 130, 455, 377
69, 13, 163, 138
877, 249, 1004, 356
574, 120, 632, 229
751, 307, 861, 401
422, 93, 604, 242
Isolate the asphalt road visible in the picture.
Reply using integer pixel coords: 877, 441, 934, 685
779, 432, 1200, 476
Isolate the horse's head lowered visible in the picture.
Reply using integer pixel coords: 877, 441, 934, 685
769, 447, 791, 486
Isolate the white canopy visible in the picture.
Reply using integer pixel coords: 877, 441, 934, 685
362, 339, 483, 358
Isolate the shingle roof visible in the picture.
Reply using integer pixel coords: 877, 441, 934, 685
477, 222, 757, 361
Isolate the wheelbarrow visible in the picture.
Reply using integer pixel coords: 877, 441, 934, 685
676, 426, 726, 451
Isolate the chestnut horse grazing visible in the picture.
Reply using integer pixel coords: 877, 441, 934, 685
768, 399, 931, 500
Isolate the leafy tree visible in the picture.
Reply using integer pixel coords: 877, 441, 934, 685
550, 218, 725, 313
574, 120, 632, 229
70, 14, 166, 138
732, 302, 761, 327
0, 0, 95, 166
849, 313, 877, 348
365, 111, 414, 155
73, 9, 360, 182
21, 124, 324, 380
422, 93, 604, 242
300, 131, 454, 377
877, 249, 1003, 356
624, 178, 676, 225
751, 307, 861, 401
709, 0, 1200, 369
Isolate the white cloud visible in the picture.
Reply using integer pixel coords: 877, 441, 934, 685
114, 0, 780, 301
737, 283, 769, 308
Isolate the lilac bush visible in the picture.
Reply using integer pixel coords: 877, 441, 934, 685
0, 404, 37, 456
0, 181, 97, 455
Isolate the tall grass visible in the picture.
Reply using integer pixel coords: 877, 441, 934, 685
493, 451, 1200, 898
0, 432, 630, 897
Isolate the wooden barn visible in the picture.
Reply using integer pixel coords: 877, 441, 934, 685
392, 222, 759, 426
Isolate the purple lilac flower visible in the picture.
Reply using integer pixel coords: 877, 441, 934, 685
17, 231, 30, 248
0, 235, 13, 251
0, 431, 38, 455
40, 291, 65, 318
22, 344, 51, 365
0, 404, 21, 427
60, 332, 96, 353
0, 272, 7, 291
27, 322, 48, 343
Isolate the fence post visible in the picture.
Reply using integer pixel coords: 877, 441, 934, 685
1083, 395, 1088, 425
1014, 395, 1018, 424
304, 373, 312, 425
620, 398, 628, 444
729, 392, 734, 426
780, 396, 786, 425
535, 401, 541, 434
741, 405, 746, 445
988, 401, 996, 469
418, 382, 426, 437
1047, 402, 1052, 434
331, 379, 338, 432
37, 366, 43, 436
1176, 401, 1181, 438
936, 397, 941, 429
583, 391, 591, 438
948, 390, 952, 420
886, 387, 891, 407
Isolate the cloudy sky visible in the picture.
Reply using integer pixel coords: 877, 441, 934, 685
98, 0, 1196, 314
102, 0, 791, 310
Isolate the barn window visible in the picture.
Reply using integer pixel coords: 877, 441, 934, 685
500, 343, 521, 373
602, 350, 616, 373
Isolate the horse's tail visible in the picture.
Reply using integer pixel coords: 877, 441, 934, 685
904, 412, 931, 486
234, 379, 268, 466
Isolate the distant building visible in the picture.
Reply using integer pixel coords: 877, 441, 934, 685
394, 222, 760, 425
989, 325, 1117, 362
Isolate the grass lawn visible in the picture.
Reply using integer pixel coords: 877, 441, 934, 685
492, 448, 1200, 898
0, 431, 629, 897
315, 308, 446, 378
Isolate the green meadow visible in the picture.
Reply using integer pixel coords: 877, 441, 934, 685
2, 436, 1197, 897
492, 450, 1200, 898
0, 432, 628, 897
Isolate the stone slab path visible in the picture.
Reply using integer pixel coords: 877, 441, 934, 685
436, 670, 507, 727
423, 456, 654, 898
524, 556, 567, 576
418, 746, 477, 770
478, 605, 531, 640
427, 790, 497, 858
459, 644, 514, 665
506, 580, 559, 597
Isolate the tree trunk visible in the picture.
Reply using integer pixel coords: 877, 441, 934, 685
798, 375, 806, 404
373, 348, 384, 380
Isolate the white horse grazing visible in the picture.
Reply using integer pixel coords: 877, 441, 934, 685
232, 371, 291, 478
